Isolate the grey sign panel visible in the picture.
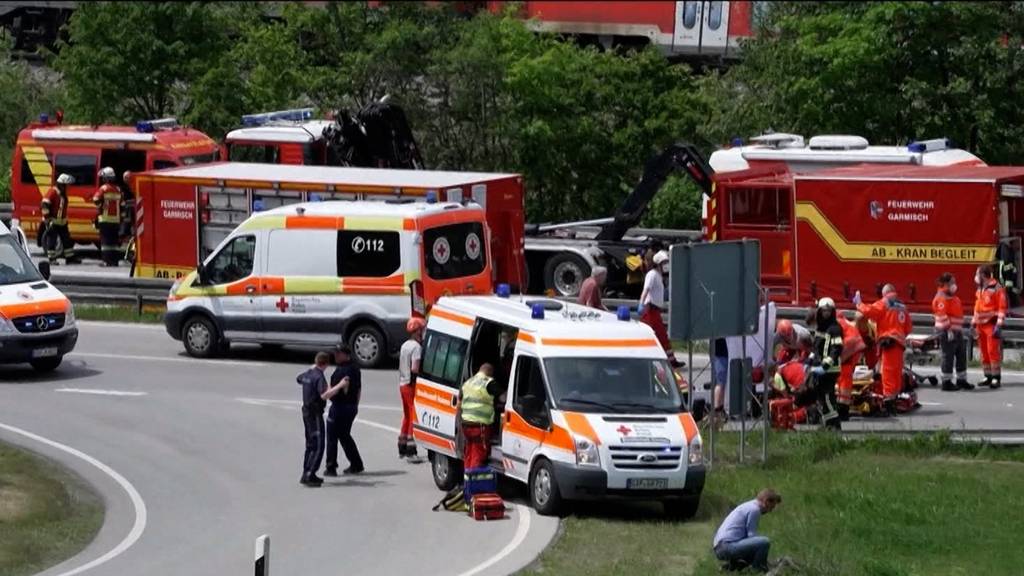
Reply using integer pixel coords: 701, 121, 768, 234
668, 240, 761, 340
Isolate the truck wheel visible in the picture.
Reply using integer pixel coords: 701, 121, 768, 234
30, 356, 62, 373
663, 497, 700, 520
182, 315, 220, 358
349, 323, 385, 368
543, 253, 590, 298
530, 459, 564, 516
430, 451, 463, 491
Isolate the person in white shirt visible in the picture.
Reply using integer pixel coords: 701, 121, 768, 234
398, 317, 425, 461
639, 250, 675, 362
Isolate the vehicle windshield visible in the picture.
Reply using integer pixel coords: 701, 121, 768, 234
0, 235, 42, 285
181, 152, 218, 166
422, 221, 487, 280
544, 357, 683, 414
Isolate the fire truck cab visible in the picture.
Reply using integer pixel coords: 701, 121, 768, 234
12, 115, 218, 246
222, 108, 333, 166
705, 134, 1024, 312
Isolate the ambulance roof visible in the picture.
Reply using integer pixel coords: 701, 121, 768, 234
252, 199, 478, 220
796, 163, 1024, 183
145, 162, 519, 189
710, 141, 984, 174
432, 295, 666, 356
224, 121, 335, 144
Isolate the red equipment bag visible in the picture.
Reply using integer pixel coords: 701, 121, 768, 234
470, 493, 505, 521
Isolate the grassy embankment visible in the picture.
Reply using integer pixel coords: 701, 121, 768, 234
0, 442, 103, 576
523, 432, 1024, 576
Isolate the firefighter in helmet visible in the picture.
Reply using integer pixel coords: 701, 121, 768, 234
806, 297, 842, 430
92, 166, 122, 267
41, 173, 80, 264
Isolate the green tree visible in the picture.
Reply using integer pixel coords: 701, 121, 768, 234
708, 1, 1024, 163
54, 2, 236, 124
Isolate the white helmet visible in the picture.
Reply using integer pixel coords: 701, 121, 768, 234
99, 166, 116, 181
653, 250, 670, 265
817, 297, 836, 309
55, 173, 75, 185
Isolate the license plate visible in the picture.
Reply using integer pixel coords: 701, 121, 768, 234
627, 478, 668, 490
32, 347, 58, 358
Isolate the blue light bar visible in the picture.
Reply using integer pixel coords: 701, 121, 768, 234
731, 136, 743, 147
617, 305, 631, 321
136, 117, 179, 133
496, 283, 511, 298
240, 108, 314, 127
531, 303, 545, 320
39, 113, 49, 123
425, 190, 438, 204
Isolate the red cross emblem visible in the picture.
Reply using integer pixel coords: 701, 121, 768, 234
275, 297, 289, 313
616, 425, 632, 436
437, 242, 447, 258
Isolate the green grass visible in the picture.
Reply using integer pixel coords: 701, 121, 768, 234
73, 304, 164, 324
522, 432, 1024, 576
0, 441, 104, 576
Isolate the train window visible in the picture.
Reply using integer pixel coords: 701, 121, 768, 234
707, 2, 723, 31
682, 2, 698, 29
728, 187, 791, 227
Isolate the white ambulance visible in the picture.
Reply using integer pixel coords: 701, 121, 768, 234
0, 221, 77, 372
164, 199, 493, 367
414, 292, 705, 517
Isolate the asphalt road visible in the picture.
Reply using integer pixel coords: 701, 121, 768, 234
0, 322, 558, 576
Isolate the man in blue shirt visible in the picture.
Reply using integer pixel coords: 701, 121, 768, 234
713, 489, 782, 572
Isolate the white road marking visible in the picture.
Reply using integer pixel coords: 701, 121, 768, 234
78, 320, 165, 331
918, 401, 944, 406
456, 503, 533, 576
0, 421, 147, 576
237, 395, 540, 576
71, 352, 272, 368
56, 388, 147, 397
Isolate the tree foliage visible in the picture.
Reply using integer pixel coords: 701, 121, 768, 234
40, 1, 1024, 226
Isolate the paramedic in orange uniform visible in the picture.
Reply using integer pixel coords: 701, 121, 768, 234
973, 265, 1008, 389
855, 284, 912, 416
933, 273, 972, 391
835, 312, 867, 421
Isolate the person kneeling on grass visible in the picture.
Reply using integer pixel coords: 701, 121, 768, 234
713, 488, 782, 572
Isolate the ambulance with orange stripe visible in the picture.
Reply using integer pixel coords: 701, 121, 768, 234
0, 221, 77, 372
415, 292, 705, 517
164, 199, 492, 367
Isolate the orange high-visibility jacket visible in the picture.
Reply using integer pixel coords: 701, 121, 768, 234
857, 297, 913, 346
837, 314, 866, 363
974, 281, 1008, 326
932, 290, 964, 331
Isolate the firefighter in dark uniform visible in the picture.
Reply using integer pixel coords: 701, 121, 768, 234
92, 167, 122, 267
806, 297, 843, 430
41, 173, 80, 264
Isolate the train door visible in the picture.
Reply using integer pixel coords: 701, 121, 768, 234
674, 1, 730, 54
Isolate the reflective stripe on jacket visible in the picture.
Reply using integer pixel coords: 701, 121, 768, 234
932, 290, 964, 331
461, 372, 495, 425
92, 184, 121, 223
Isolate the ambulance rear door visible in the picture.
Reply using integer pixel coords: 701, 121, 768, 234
415, 320, 469, 459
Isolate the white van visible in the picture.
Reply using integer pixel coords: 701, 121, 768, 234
165, 200, 493, 366
414, 293, 705, 517
0, 222, 77, 372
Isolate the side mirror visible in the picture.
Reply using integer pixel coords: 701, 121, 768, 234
38, 260, 51, 281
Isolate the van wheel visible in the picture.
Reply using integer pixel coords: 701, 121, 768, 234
530, 459, 563, 516
349, 324, 385, 368
544, 253, 589, 298
182, 316, 220, 358
30, 356, 62, 373
430, 451, 463, 491
664, 497, 700, 520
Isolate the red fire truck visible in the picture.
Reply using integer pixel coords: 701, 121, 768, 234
11, 114, 218, 246
705, 134, 1023, 312
130, 162, 526, 288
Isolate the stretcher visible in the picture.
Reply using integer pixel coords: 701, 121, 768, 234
847, 364, 922, 416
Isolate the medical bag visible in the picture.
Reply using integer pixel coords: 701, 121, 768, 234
464, 467, 497, 501
470, 493, 506, 521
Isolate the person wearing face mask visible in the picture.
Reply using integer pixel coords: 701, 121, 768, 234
855, 284, 913, 416
973, 265, 1008, 389
639, 250, 675, 363
933, 273, 972, 392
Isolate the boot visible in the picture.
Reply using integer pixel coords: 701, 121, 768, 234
398, 441, 407, 459
883, 399, 897, 417
956, 378, 975, 391
941, 380, 958, 392
837, 403, 851, 422
990, 376, 1002, 389
978, 376, 991, 388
